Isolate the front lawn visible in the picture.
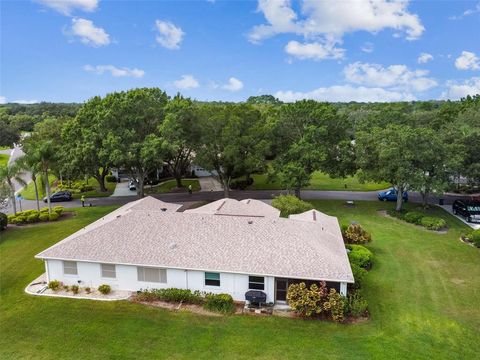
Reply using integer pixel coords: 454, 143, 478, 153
0, 154, 10, 167
250, 171, 390, 191
0, 202, 478, 359
144, 179, 200, 194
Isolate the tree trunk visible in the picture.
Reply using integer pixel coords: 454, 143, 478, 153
94, 172, 107, 192
294, 186, 301, 199
44, 169, 52, 214
136, 173, 145, 198
395, 185, 404, 212
421, 191, 428, 208
10, 193, 17, 215
223, 181, 230, 198
175, 175, 183, 188
32, 173, 40, 212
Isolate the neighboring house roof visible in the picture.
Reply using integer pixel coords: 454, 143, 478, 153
36, 198, 353, 283
184, 198, 280, 218
289, 209, 343, 239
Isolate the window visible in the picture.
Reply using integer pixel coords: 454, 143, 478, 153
63, 261, 77, 275
205, 272, 220, 286
249, 276, 265, 290
137, 267, 167, 283
101, 264, 116, 278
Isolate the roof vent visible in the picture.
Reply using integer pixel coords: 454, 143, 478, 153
116, 215, 121, 219
248, 220, 253, 224
169, 242, 177, 250
161, 208, 167, 212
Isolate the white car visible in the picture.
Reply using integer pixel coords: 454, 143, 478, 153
128, 180, 136, 191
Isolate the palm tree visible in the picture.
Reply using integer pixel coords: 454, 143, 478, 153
17, 153, 42, 212
36, 140, 57, 214
0, 163, 27, 215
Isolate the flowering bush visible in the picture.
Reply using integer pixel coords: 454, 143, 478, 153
287, 282, 327, 317
343, 224, 372, 244
323, 289, 346, 323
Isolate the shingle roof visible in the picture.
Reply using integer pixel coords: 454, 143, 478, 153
36, 198, 353, 283
184, 198, 280, 218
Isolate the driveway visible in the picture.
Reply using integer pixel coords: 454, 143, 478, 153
198, 176, 223, 192
438, 205, 480, 230
111, 180, 134, 197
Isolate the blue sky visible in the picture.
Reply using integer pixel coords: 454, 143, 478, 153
1, 0, 480, 103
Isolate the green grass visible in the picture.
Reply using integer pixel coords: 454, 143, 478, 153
145, 179, 200, 194
0, 154, 10, 167
20, 176, 116, 200
250, 171, 390, 191
0, 202, 478, 359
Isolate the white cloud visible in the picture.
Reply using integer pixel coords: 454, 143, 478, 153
275, 85, 416, 103
155, 20, 184, 49
344, 62, 437, 92
84, 65, 145, 77
449, 2, 480, 20
249, 0, 424, 46
37, 0, 98, 16
361, 42, 374, 53
222, 77, 244, 91
12, 99, 40, 104
285, 40, 345, 60
70, 18, 110, 47
418, 52, 433, 64
173, 75, 199, 89
0, 96, 6, 104
441, 77, 480, 99
455, 51, 480, 70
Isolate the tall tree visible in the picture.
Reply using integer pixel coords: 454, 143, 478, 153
17, 152, 42, 211
0, 163, 26, 215
195, 103, 269, 197
103, 88, 169, 198
273, 100, 353, 198
356, 124, 419, 211
159, 95, 201, 188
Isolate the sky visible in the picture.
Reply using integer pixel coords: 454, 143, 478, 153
1, 0, 480, 104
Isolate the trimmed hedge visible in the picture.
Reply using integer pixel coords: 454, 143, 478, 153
420, 216, 447, 230
98, 284, 111, 295
7, 207, 64, 225
271, 195, 313, 217
387, 209, 447, 231
465, 229, 480, 247
347, 244, 373, 269
203, 293, 236, 314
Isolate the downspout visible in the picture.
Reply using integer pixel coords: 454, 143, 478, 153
45, 260, 50, 283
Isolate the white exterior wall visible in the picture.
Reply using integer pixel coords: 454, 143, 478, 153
45, 260, 275, 303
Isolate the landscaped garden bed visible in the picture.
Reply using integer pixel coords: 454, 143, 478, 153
384, 208, 448, 231
7, 206, 66, 226
461, 229, 480, 248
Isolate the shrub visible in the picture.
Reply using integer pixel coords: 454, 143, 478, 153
287, 282, 327, 317
53, 206, 64, 215
49, 213, 60, 221
271, 195, 313, 217
63, 284, 70, 292
420, 216, 446, 230
203, 293, 235, 314
343, 223, 372, 244
404, 211, 424, 224
0, 212, 7, 230
48, 280, 61, 291
322, 288, 346, 323
350, 263, 367, 289
39, 213, 49, 222
26, 213, 39, 223
71, 285, 79, 294
85, 287, 91, 294
347, 245, 373, 269
13, 216, 26, 225
229, 177, 254, 190
98, 284, 111, 295
346, 291, 368, 318
106, 175, 117, 183
466, 229, 480, 247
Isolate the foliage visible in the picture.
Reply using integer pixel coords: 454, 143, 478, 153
271, 194, 313, 217
287, 282, 327, 317
350, 264, 367, 289
136, 288, 203, 304
465, 229, 480, 247
322, 289, 347, 323
342, 223, 372, 244
7, 209, 64, 225
105, 175, 117, 183
346, 291, 368, 318
419, 217, 447, 230
347, 245, 373, 269
203, 293, 236, 314
85, 287, 91, 294
47, 280, 61, 291
98, 284, 111, 295
404, 211, 424, 224
71, 285, 79, 294
0, 212, 7, 230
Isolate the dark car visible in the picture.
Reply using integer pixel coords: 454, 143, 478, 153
452, 199, 480, 223
43, 191, 72, 203
378, 188, 408, 202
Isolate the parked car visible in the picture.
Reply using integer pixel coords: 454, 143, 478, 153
377, 188, 408, 202
43, 191, 72, 203
452, 199, 480, 223
128, 180, 136, 191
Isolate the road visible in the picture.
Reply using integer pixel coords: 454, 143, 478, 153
2, 187, 472, 215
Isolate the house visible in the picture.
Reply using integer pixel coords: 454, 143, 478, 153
35, 197, 354, 303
